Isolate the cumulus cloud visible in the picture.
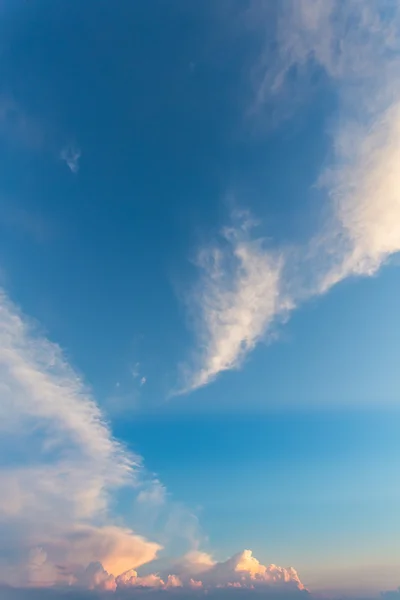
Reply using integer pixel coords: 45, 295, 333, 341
77, 562, 117, 592
181, 0, 400, 392
0, 289, 161, 586
25, 548, 305, 595
176, 550, 305, 591
172, 551, 216, 577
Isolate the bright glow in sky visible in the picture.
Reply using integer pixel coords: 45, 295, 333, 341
0, 1, 400, 599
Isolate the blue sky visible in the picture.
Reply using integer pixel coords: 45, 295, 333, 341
1, 1, 400, 597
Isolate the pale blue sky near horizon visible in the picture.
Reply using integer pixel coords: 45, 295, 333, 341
0, 0, 400, 596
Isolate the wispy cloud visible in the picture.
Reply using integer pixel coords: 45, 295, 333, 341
0, 287, 206, 587
132, 363, 141, 379
132, 363, 147, 387
272, 0, 400, 292
181, 0, 400, 393
137, 479, 167, 506
179, 212, 289, 393
60, 145, 81, 173
109, 547, 304, 591
250, 0, 400, 119
316, 101, 400, 292
0, 289, 161, 586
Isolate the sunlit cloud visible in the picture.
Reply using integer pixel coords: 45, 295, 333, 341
26, 548, 305, 594
181, 0, 400, 393
0, 289, 161, 586
179, 212, 290, 393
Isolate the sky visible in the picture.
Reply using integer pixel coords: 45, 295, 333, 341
0, 0, 400, 598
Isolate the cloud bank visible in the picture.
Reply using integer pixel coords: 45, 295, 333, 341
12, 549, 305, 595
181, 0, 400, 392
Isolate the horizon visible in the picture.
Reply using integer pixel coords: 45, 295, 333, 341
0, 1, 399, 599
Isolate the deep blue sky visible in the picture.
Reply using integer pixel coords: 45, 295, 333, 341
1, 0, 400, 595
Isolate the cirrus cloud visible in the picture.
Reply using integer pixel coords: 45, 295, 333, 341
180, 0, 400, 393
0, 289, 161, 586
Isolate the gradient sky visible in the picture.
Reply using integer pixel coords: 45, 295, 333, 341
0, 1, 400, 598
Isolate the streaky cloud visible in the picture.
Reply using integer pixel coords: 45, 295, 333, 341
178, 212, 290, 393
316, 101, 400, 291
60, 145, 81, 174
181, 0, 400, 393
0, 289, 161, 586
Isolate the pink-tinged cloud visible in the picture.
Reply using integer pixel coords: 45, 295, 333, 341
187, 550, 305, 590
61, 549, 306, 594
0, 289, 165, 588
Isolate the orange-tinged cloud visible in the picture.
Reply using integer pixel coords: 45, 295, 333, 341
83, 526, 161, 576
109, 549, 305, 593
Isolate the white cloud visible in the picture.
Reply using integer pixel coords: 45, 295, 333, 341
131, 363, 147, 387
275, 1, 400, 294
251, 1, 400, 116
60, 145, 81, 173
253, 0, 400, 292
0, 289, 160, 585
180, 212, 290, 392
58, 549, 305, 593
166, 549, 304, 591
173, 551, 216, 576
316, 101, 400, 292
181, 1, 400, 392
202, 550, 305, 590
137, 479, 167, 506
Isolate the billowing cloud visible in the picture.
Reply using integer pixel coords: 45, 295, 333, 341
0, 289, 161, 585
77, 562, 117, 592
172, 550, 305, 591
181, 0, 400, 392
29, 549, 305, 594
